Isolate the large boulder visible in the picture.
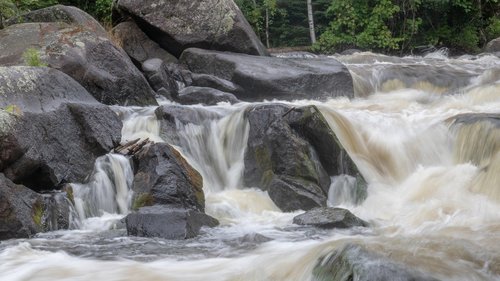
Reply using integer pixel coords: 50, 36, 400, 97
188, 72, 240, 93
244, 104, 366, 211
111, 21, 178, 66
0, 66, 98, 113
293, 207, 368, 229
180, 48, 354, 101
177, 86, 239, 105
4, 4, 107, 37
0, 173, 44, 239
141, 58, 180, 99
485, 37, 500, 53
0, 21, 157, 106
131, 143, 205, 212
0, 104, 122, 191
125, 205, 218, 240
313, 244, 438, 281
114, 0, 268, 57
0, 174, 73, 240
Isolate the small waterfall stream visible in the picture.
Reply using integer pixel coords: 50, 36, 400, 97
1, 51, 499, 281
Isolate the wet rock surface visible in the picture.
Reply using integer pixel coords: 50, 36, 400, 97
114, 0, 268, 57
485, 37, 500, 53
131, 143, 205, 212
293, 207, 368, 229
177, 86, 240, 105
125, 205, 219, 240
313, 244, 438, 281
181, 48, 354, 101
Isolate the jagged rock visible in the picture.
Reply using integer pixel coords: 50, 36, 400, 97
111, 21, 178, 66
188, 72, 240, 93
485, 37, 500, 53
0, 174, 44, 240
244, 104, 365, 211
131, 143, 205, 212
313, 244, 438, 281
177, 86, 240, 105
113, 0, 268, 57
141, 58, 179, 99
0, 66, 98, 113
4, 4, 107, 37
293, 207, 368, 229
0, 21, 157, 106
125, 205, 219, 240
180, 48, 354, 101
0, 104, 122, 191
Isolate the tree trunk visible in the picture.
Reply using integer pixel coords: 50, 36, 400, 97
265, 8, 270, 48
307, 0, 316, 44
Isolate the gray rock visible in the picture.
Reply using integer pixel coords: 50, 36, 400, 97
111, 21, 178, 66
0, 174, 44, 240
0, 66, 98, 113
125, 205, 219, 239
132, 143, 205, 212
177, 86, 240, 105
0, 104, 122, 191
4, 4, 107, 37
313, 244, 438, 281
449, 113, 500, 128
181, 48, 354, 101
141, 58, 179, 99
485, 37, 500, 53
188, 72, 240, 93
114, 0, 268, 57
293, 207, 368, 229
0, 22, 157, 106
244, 104, 366, 211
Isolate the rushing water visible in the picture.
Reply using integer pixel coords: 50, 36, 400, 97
1, 51, 499, 280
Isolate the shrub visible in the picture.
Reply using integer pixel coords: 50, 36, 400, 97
22, 48, 47, 67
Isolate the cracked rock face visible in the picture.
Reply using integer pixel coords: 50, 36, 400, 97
114, 0, 269, 57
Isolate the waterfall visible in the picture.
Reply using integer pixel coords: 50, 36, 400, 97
72, 154, 134, 221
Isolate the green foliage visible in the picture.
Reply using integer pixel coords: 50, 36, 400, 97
94, 0, 112, 25
14, 0, 58, 11
485, 17, 500, 41
0, 0, 18, 27
23, 48, 47, 67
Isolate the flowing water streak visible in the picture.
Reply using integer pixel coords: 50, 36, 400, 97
72, 154, 134, 222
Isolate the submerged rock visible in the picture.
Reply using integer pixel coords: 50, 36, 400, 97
111, 21, 178, 66
177, 86, 240, 105
0, 104, 121, 191
0, 66, 98, 113
125, 205, 219, 240
244, 104, 365, 211
293, 207, 368, 229
313, 244, 438, 281
114, 0, 268, 57
180, 48, 354, 101
0, 20, 156, 106
132, 143, 205, 212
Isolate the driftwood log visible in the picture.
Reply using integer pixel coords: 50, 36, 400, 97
114, 138, 152, 156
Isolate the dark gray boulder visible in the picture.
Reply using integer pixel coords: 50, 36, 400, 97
131, 143, 205, 212
188, 72, 240, 93
485, 37, 500, 53
0, 22, 157, 106
313, 244, 438, 281
180, 48, 354, 101
0, 173, 44, 240
111, 21, 178, 66
114, 0, 268, 57
0, 104, 122, 191
177, 86, 240, 105
244, 104, 366, 211
0, 66, 98, 113
293, 207, 367, 229
141, 58, 180, 99
448, 113, 500, 128
125, 205, 218, 240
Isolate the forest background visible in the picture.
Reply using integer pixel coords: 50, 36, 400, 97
1, 0, 499, 54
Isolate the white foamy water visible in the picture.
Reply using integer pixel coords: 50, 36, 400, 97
1, 53, 499, 281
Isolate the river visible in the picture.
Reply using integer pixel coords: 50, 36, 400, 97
1, 51, 499, 281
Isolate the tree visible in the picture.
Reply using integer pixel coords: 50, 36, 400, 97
307, 0, 316, 44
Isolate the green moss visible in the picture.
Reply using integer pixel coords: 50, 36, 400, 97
22, 48, 47, 67
132, 193, 154, 211
32, 200, 44, 227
